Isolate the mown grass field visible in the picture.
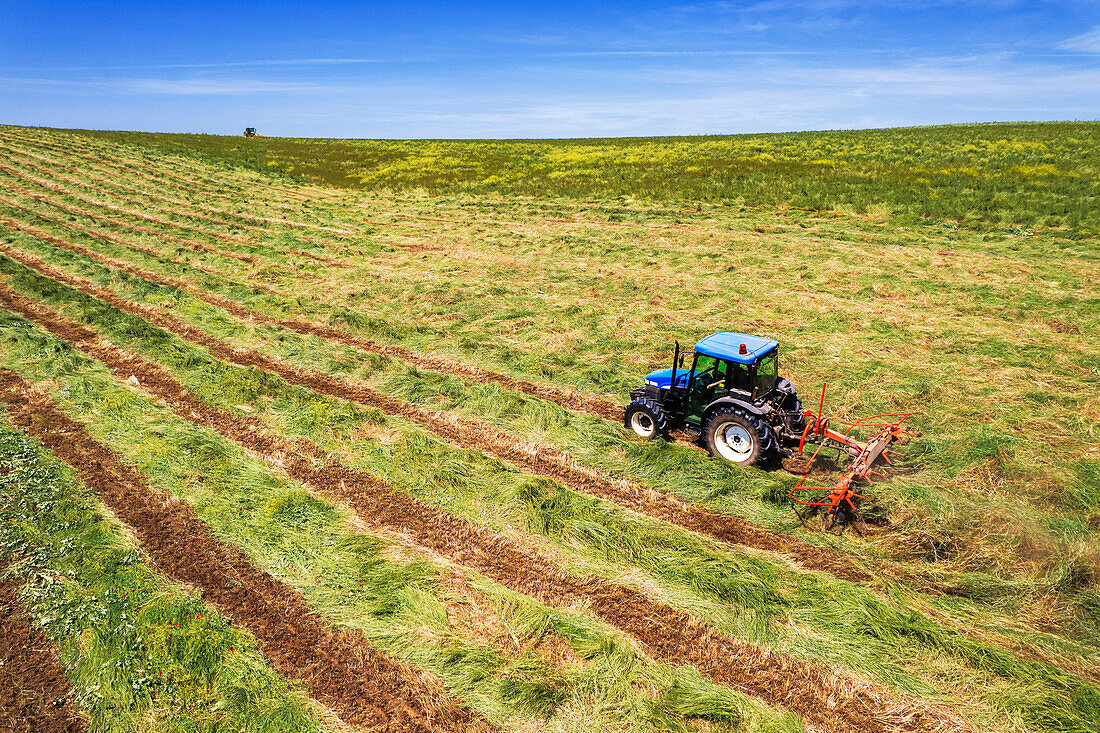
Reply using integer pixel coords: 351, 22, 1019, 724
0, 122, 1096, 733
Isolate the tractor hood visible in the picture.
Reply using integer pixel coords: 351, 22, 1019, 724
644, 368, 689, 390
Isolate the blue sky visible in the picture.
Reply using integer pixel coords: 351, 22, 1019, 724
2, 1, 1098, 138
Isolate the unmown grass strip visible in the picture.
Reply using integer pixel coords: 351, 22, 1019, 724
55, 122, 1100, 233
0, 366, 491, 733
5, 243, 1099, 733
0, 277, 972, 733
0, 569, 86, 733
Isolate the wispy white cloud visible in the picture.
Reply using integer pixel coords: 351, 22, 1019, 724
1057, 25, 1100, 52
7, 58, 395, 73
128, 78, 321, 95
672, 0, 1020, 12
0, 76, 400, 96
556, 49, 819, 56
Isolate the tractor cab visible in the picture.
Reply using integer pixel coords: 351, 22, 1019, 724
243, 127, 257, 137
642, 333, 779, 415
626, 332, 802, 466
683, 332, 779, 417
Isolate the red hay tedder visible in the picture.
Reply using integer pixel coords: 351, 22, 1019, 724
787, 382, 919, 532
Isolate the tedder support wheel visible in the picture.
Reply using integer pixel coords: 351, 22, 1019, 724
624, 397, 668, 440
704, 407, 775, 466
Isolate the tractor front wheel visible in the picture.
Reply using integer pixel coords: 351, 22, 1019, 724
624, 397, 668, 440
705, 407, 774, 466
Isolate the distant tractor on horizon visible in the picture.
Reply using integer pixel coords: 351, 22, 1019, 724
243, 127, 258, 138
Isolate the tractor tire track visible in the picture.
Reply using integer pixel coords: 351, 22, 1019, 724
0, 145, 355, 235
0, 164, 342, 265
0, 369, 490, 733
0, 570, 87, 733
0, 286, 968, 733
0, 224, 882, 591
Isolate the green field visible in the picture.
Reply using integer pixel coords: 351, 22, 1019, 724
70, 122, 1100, 232
0, 122, 1097, 733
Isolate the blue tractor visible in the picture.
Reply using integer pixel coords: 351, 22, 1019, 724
625, 332, 805, 466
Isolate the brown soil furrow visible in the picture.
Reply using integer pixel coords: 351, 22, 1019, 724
0, 287, 967, 733
0, 571, 87, 733
0, 370, 489, 733
0, 145, 355, 235
0, 163, 341, 265
0, 223, 884, 590
0, 192, 264, 266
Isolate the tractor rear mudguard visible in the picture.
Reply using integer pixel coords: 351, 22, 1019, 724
702, 396, 766, 422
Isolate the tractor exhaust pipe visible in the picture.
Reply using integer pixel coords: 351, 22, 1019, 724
671, 340, 680, 393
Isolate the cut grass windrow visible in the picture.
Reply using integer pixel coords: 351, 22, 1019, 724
0, 194, 271, 269
0, 163, 342, 265
1, 200, 613, 416
0, 282, 968, 733
0, 176, 334, 269
1, 133, 249, 204
0, 569, 87, 733
0, 144, 355, 235
0, 366, 491, 733
0, 222, 884, 592
0, 148, 338, 236
9, 232, 1098, 725
8, 129, 333, 208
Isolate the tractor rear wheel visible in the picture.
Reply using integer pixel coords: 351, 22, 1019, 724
624, 397, 668, 440
705, 407, 774, 466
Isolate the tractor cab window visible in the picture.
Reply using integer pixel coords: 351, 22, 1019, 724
690, 354, 719, 388
753, 352, 779, 397
728, 362, 752, 392
690, 354, 730, 396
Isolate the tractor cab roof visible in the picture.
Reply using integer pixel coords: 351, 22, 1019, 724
694, 332, 778, 366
